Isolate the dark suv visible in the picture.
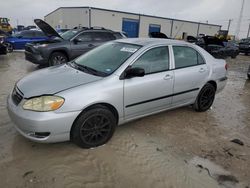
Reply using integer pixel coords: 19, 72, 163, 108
25, 19, 125, 66
239, 38, 250, 55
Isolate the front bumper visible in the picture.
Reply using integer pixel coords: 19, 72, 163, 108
216, 76, 227, 94
25, 51, 48, 65
7, 95, 81, 143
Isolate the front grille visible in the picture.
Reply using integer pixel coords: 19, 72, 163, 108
12, 87, 23, 106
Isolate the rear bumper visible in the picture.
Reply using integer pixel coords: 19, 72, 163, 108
216, 76, 227, 93
7, 94, 81, 143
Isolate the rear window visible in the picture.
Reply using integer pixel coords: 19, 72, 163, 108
173, 46, 205, 69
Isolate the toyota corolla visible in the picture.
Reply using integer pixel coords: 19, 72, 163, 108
7, 38, 227, 148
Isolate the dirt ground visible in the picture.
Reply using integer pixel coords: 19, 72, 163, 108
0, 52, 249, 188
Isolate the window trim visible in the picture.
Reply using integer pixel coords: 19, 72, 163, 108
128, 45, 171, 76
171, 45, 206, 70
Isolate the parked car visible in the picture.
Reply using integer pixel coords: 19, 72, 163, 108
24, 25, 37, 30
4, 30, 48, 52
149, 32, 168, 39
239, 38, 250, 55
25, 19, 126, 66
7, 38, 228, 148
0, 37, 7, 55
196, 36, 239, 59
186, 35, 198, 43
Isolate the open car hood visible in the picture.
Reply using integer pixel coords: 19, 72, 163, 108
34, 19, 63, 39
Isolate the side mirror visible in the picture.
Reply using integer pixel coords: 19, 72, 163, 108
73, 38, 81, 44
125, 67, 145, 79
17, 36, 23, 39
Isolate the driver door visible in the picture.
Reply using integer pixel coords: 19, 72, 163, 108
123, 46, 174, 119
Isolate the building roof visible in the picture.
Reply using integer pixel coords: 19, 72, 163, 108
45, 7, 221, 28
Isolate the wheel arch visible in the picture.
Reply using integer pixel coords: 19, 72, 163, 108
70, 103, 119, 140
49, 49, 69, 61
207, 80, 217, 91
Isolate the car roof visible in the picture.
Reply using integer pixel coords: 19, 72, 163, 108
116, 38, 189, 47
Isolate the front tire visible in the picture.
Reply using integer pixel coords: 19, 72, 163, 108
71, 106, 117, 148
6, 43, 13, 53
49, 52, 68, 66
193, 83, 216, 112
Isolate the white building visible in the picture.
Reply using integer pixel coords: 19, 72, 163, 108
44, 7, 221, 38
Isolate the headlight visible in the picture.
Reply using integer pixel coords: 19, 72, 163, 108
23, 96, 64, 112
34, 44, 48, 48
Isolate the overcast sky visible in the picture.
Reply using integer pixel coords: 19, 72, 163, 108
0, 0, 249, 38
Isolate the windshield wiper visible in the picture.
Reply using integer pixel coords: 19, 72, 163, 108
69, 61, 107, 77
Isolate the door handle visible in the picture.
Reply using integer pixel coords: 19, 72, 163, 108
164, 74, 173, 80
199, 68, 206, 73
88, 44, 95, 47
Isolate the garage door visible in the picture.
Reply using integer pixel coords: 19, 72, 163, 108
149, 24, 161, 33
122, 19, 139, 38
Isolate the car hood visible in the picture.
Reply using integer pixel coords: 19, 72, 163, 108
34, 19, 63, 39
17, 64, 102, 98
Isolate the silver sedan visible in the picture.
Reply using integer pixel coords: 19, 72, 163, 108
7, 38, 227, 148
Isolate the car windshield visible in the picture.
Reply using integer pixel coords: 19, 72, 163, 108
60, 30, 79, 40
74, 42, 141, 76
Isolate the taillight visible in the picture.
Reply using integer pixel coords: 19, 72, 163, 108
225, 63, 228, 70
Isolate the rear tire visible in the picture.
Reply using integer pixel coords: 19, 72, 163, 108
49, 52, 68, 66
193, 83, 216, 112
71, 106, 117, 148
6, 43, 13, 53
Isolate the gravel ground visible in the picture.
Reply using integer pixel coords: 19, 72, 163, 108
0, 52, 249, 188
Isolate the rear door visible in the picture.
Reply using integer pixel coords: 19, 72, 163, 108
171, 45, 209, 106
124, 46, 174, 119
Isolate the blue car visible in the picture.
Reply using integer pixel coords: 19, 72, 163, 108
5, 30, 48, 52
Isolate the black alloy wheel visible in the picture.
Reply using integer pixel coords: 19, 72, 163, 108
49, 52, 68, 66
194, 83, 216, 112
71, 106, 116, 148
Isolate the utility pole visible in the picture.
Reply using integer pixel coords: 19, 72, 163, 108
227, 19, 232, 32
247, 23, 250, 38
235, 0, 245, 39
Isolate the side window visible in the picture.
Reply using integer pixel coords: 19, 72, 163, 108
75, 33, 93, 42
21, 31, 35, 38
131, 46, 169, 74
197, 52, 205, 65
92, 32, 116, 41
35, 31, 46, 37
173, 46, 204, 69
